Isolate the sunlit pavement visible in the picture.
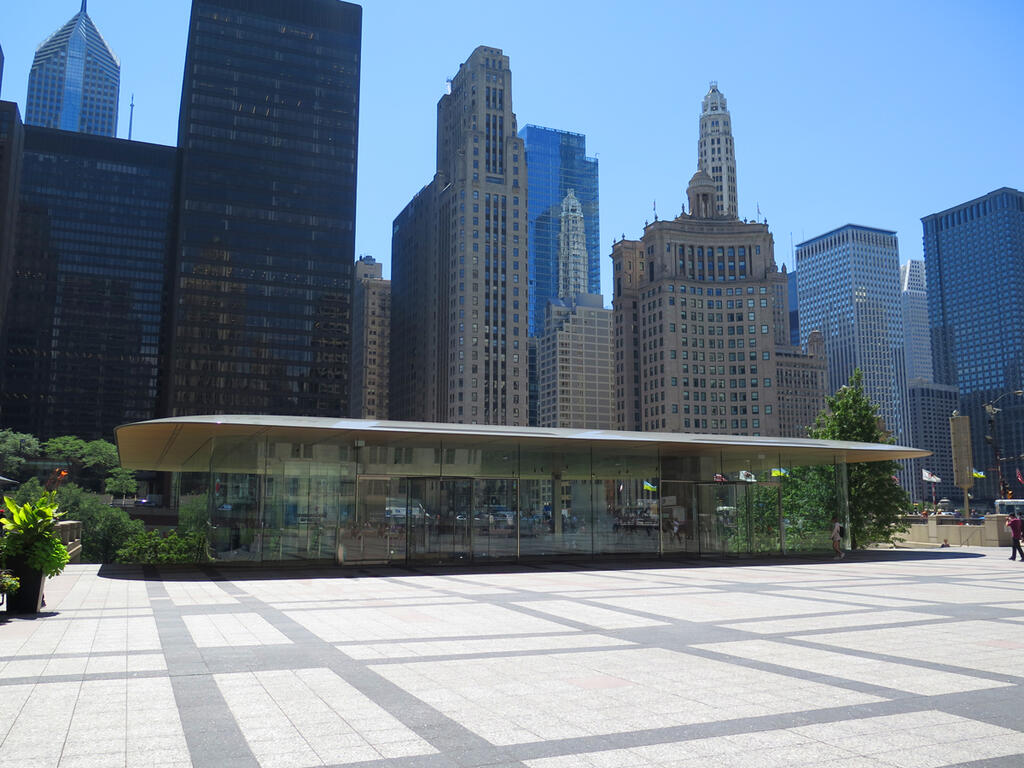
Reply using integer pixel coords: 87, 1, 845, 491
4, 548, 1024, 767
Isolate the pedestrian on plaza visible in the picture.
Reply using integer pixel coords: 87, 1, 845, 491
1005, 512, 1024, 560
831, 516, 845, 560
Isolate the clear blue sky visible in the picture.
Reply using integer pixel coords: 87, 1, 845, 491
4, 1, 1022, 302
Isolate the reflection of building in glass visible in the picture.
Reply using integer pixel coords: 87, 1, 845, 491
519, 126, 600, 337
350, 255, 390, 419
796, 225, 908, 446
26, 2, 120, 137
0, 127, 176, 439
165, 0, 361, 418
924, 187, 1024, 502
116, 415, 925, 565
391, 47, 528, 426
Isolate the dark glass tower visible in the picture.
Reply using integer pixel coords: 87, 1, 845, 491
0, 100, 24, 365
924, 187, 1024, 501
1, 128, 176, 439
519, 125, 600, 337
166, 0, 361, 417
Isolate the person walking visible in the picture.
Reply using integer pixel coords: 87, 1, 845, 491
1005, 512, 1024, 561
831, 516, 845, 560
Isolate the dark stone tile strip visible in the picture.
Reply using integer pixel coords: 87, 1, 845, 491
144, 567, 259, 768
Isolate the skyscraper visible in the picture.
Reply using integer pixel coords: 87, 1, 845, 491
611, 85, 824, 436
25, 2, 120, 137
557, 190, 587, 301
537, 295, 614, 429
924, 187, 1024, 501
350, 255, 390, 419
796, 225, 908, 444
165, 0, 361, 418
697, 82, 738, 219
1, 127, 176, 439
519, 125, 599, 337
900, 259, 933, 381
391, 46, 529, 426
0, 99, 24, 369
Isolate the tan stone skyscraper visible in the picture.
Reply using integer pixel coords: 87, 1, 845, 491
391, 47, 528, 425
697, 82, 738, 219
611, 85, 825, 436
350, 255, 390, 419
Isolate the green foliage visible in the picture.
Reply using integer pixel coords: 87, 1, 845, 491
105, 467, 138, 499
177, 494, 209, 533
42, 436, 87, 466
116, 529, 210, 565
10, 478, 45, 505
82, 440, 119, 471
46, 483, 143, 564
0, 429, 40, 480
787, 370, 911, 549
0, 570, 20, 595
1, 491, 71, 577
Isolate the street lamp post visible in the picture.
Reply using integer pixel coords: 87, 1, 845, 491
984, 390, 1024, 499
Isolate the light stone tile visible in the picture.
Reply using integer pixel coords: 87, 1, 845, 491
214, 667, 436, 766
512, 600, 670, 629
182, 613, 291, 648
338, 632, 632, 659
163, 580, 238, 606
694, 638, 1009, 696
526, 711, 1024, 768
770, 588, 929, 608
371, 647, 883, 746
591, 592, 844, 623
804, 619, 1024, 677
285, 602, 572, 643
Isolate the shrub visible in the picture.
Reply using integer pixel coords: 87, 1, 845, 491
116, 529, 210, 565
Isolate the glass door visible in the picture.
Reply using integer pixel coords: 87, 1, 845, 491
410, 478, 472, 564
471, 479, 518, 561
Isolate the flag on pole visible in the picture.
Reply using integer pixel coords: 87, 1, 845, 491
972, 468, 986, 478
713, 473, 726, 483
739, 470, 756, 482
1017, 468, 1024, 486
922, 469, 941, 483
771, 467, 789, 477
642, 480, 658, 492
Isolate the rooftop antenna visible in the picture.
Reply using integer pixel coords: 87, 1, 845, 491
128, 94, 135, 140
81, 0, 88, 13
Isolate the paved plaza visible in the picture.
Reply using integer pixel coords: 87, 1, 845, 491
4, 550, 1024, 767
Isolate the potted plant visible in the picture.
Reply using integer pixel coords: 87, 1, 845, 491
1, 491, 70, 613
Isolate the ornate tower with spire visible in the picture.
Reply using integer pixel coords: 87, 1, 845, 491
557, 189, 587, 299
25, 1, 120, 137
696, 81, 737, 219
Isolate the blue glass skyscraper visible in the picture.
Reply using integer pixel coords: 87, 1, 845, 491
25, 2, 120, 137
519, 125, 599, 337
924, 187, 1024, 501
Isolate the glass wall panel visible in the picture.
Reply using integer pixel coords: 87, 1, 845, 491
659, 482, 700, 556
471, 479, 518, 561
344, 477, 406, 564
208, 437, 263, 561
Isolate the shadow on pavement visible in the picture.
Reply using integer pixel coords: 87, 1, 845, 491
92, 547, 987, 583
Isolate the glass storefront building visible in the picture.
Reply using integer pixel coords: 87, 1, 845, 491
116, 416, 926, 566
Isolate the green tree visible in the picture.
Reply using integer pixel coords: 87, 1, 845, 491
105, 467, 138, 500
42, 436, 87, 479
787, 370, 911, 549
0, 429, 40, 480
41, 436, 119, 492
82, 440, 119, 472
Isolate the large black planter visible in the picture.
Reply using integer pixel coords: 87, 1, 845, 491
5, 556, 46, 614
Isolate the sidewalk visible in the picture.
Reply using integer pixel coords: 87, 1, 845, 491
4, 549, 1024, 767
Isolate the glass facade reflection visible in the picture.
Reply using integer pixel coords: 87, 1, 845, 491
519, 126, 600, 338
1, 127, 176, 439
166, 0, 361, 417
114, 418, 916, 566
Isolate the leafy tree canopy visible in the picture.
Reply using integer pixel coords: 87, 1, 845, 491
788, 369, 910, 549
105, 467, 138, 499
0, 429, 40, 479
